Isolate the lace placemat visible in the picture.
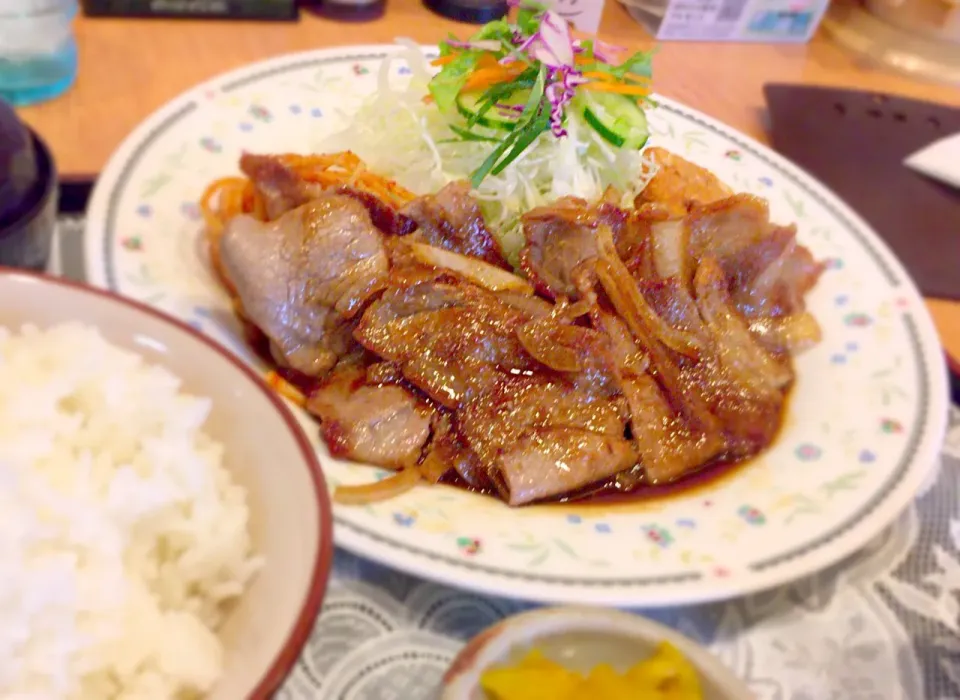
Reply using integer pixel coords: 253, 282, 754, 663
55, 217, 960, 699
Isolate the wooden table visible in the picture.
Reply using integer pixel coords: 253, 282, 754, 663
16, 0, 960, 364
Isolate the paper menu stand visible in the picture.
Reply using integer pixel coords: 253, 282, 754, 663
622, 0, 830, 42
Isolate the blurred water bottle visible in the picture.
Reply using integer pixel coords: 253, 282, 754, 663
0, 0, 78, 107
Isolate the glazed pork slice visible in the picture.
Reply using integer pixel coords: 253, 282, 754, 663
526, 192, 823, 357
240, 153, 322, 219
400, 180, 508, 268
420, 412, 496, 491
306, 362, 434, 470
354, 278, 537, 408
519, 197, 652, 300
240, 153, 415, 235
219, 193, 388, 376
684, 195, 824, 353
519, 197, 598, 299
685, 195, 824, 318
354, 277, 635, 505
586, 292, 728, 484
457, 378, 635, 505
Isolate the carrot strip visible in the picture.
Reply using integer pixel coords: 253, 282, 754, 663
430, 54, 459, 66
580, 72, 651, 87
460, 64, 524, 92
476, 53, 501, 70
581, 71, 618, 82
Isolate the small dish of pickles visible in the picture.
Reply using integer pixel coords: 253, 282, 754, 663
441, 607, 751, 700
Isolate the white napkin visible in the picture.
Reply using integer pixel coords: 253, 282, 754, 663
903, 132, 960, 190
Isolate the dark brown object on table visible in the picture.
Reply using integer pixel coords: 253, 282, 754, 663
0, 127, 58, 271
80, 0, 298, 20
301, 0, 386, 21
422, 0, 506, 23
764, 84, 960, 301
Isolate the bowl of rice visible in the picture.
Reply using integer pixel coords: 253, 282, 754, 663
0, 267, 334, 699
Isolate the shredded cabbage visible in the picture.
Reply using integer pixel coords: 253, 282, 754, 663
326, 40, 658, 265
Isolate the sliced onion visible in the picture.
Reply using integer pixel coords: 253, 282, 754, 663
750, 313, 822, 355
265, 371, 307, 408
408, 241, 534, 294
333, 467, 422, 505
516, 318, 585, 372
594, 224, 703, 360
418, 448, 452, 484
650, 219, 692, 287
695, 257, 793, 394
551, 298, 592, 321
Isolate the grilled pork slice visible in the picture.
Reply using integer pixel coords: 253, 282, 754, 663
588, 225, 791, 481
525, 192, 823, 356
240, 153, 321, 219
456, 378, 635, 506
687, 196, 824, 320
586, 291, 728, 483
419, 412, 495, 491
519, 197, 652, 300
354, 277, 634, 505
239, 153, 415, 235
400, 180, 508, 268
306, 363, 434, 470
684, 195, 824, 353
219, 194, 388, 376
354, 278, 536, 409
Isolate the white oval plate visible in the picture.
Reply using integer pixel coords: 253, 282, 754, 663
85, 45, 948, 607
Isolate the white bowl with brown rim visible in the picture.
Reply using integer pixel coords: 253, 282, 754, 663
442, 606, 751, 699
0, 267, 335, 699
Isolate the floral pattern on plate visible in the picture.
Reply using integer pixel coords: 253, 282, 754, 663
83, 46, 948, 607
271, 408, 960, 699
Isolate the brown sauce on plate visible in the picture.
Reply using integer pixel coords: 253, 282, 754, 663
437, 448, 768, 507
245, 321, 789, 508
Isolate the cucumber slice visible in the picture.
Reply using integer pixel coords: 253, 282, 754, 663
456, 89, 529, 132
579, 92, 649, 149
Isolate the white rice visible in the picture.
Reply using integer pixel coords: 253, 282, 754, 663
0, 323, 262, 699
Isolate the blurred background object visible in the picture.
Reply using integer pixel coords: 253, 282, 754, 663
619, 0, 830, 42
0, 98, 58, 270
302, 0, 386, 22
823, 0, 960, 84
0, 99, 38, 225
422, 0, 506, 24
81, 0, 298, 20
0, 0, 78, 107
765, 84, 960, 300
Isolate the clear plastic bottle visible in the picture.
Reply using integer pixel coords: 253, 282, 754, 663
0, 0, 78, 107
